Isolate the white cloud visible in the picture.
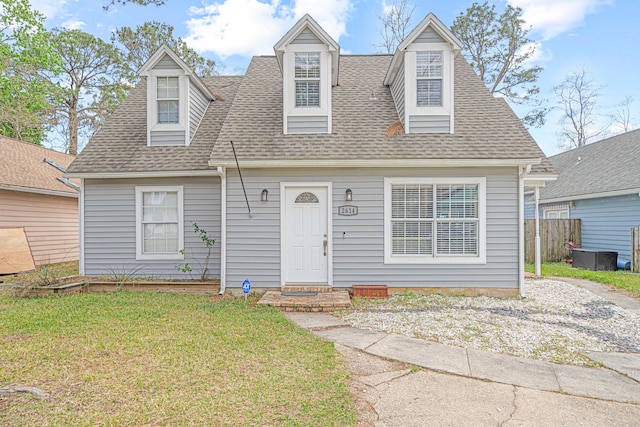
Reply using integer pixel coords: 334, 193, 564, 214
29, 0, 67, 20
61, 20, 85, 30
184, 0, 353, 58
508, 0, 613, 40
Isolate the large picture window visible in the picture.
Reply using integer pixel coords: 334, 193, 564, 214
416, 51, 442, 107
385, 178, 486, 264
294, 52, 320, 107
135, 186, 184, 260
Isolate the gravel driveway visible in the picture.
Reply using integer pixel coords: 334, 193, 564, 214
338, 279, 640, 366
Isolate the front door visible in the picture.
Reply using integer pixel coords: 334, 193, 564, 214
283, 185, 329, 284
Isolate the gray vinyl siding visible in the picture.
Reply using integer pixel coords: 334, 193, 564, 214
524, 201, 535, 219
287, 115, 328, 134
225, 167, 519, 289
189, 81, 210, 141
152, 54, 180, 70
83, 177, 221, 279
409, 115, 450, 133
390, 62, 406, 125
415, 27, 446, 44
569, 194, 640, 260
290, 28, 323, 44
150, 130, 186, 146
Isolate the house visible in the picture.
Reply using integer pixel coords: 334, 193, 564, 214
0, 136, 79, 267
526, 129, 640, 262
65, 13, 554, 296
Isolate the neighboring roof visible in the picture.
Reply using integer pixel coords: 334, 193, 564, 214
538, 128, 640, 202
66, 75, 242, 175
0, 136, 77, 196
208, 54, 553, 173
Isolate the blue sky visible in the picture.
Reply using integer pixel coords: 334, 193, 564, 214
30, 0, 639, 156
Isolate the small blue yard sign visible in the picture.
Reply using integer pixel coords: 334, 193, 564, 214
242, 279, 251, 295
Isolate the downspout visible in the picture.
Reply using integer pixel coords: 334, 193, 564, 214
79, 179, 85, 275
518, 165, 531, 298
218, 166, 227, 295
534, 186, 541, 277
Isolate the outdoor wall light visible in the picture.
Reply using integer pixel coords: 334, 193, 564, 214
261, 189, 269, 202
345, 188, 353, 202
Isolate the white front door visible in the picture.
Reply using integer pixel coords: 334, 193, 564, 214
283, 185, 329, 284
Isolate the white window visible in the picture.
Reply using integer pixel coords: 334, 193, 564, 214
295, 52, 320, 107
384, 178, 486, 264
135, 186, 184, 260
416, 51, 442, 107
157, 76, 179, 123
543, 205, 570, 219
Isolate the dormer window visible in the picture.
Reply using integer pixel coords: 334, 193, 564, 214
294, 53, 320, 107
157, 76, 179, 123
416, 51, 442, 107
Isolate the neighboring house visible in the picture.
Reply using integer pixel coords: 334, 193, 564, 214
66, 14, 554, 296
526, 129, 640, 261
0, 136, 79, 266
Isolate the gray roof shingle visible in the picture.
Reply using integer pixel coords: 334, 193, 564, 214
68, 54, 553, 175
67, 76, 242, 174
539, 128, 640, 201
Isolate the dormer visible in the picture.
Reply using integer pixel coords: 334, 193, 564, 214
138, 45, 215, 146
384, 14, 463, 134
274, 14, 340, 135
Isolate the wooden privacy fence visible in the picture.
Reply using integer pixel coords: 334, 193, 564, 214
632, 225, 640, 273
524, 219, 581, 263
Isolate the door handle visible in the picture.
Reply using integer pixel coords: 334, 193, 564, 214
323, 239, 328, 256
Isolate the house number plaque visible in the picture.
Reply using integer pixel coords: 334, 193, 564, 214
338, 205, 358, 216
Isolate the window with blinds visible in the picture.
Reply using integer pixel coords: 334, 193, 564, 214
416, 51, 442, 107
294, 52, 320, 107
390, 182, 479, 257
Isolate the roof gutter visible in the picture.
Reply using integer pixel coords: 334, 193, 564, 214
0, 184, 78, 198
64, 170, 223, 179
208, 158, 543, 169
538, 187, 640, 205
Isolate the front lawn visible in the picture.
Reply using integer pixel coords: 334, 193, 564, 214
0, 292, 355, 426
526, 262, 640, 299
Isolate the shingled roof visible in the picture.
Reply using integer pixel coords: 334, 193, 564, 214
539, 128, 640, 202
67, 54, 553, 176
0, 136, 77, 195
66, 75, 242, 174
208, 54, 553, 174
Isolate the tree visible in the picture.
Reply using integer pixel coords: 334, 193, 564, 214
451, 1, 545, 127
47, 29, 130, 155
377, 0, 415, 53
554, 69, 606, 149
113, 21, 216, 77
104, 0, 165, 10
0, 0, 60, 144
612, 95, 634, 133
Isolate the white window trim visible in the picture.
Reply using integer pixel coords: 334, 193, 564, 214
135, 185, 184, 261
146, 69, 189, 146
383, 177, 486, 265
282, 44, 332, 133
543, 205, 570, 219
404, 43, 454, 133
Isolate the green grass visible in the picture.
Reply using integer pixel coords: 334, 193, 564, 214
0, 292, 356, 426
526, 262, 640, 298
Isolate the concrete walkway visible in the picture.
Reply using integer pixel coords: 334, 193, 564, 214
284, 280, 640, 425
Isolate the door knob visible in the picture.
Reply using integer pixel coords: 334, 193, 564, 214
323, 239, 328, 256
